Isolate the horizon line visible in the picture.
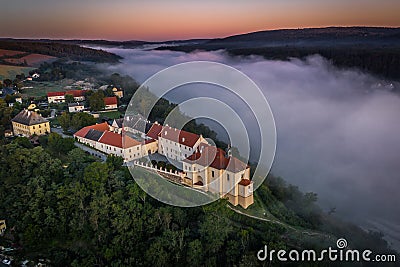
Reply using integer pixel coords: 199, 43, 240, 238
1, 25, 399, 43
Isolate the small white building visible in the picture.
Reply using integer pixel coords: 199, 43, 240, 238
68, 102, 85, 113
104, 96, 118, 110
73, 122, 144, 162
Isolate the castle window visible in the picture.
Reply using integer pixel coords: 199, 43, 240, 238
211, 171, 215, 178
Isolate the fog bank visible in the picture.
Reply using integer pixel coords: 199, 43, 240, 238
99, 47, 400, 249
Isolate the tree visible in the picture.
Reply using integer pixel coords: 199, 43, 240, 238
106, 155, 124, 171
89, 91, 105, 111
47, 133, 75, 156
65, 94, 74, 103
58, 112, 71, 131
13, 137, 34, 149
70, 112, 96, 131
187, 239, 203, 266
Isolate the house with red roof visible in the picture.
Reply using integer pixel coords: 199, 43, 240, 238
47, 91, 65, 103
182, 143, 253, 209
47, 90, 86, 103
73, 122, 143, 162
104, 96, 118, 110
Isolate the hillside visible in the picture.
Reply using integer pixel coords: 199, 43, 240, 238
155, 27, 400, 80
0, 40, 122, 63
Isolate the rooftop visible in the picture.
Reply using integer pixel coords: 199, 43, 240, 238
73, 122, 110, 138
98, 131, 141, 148
84, 129, 104, 141
238, 179, 251, 186
68, 102, 84, 107
12, 109, 48, 126
185, 143, 248, 173
104, 96, 117, 106
146, 123, 163, 140
47, 90, 86, 98
159, 126, 200, 147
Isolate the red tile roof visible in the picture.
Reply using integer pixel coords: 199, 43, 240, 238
73, 122, 110, 138
66, 90, 86, 97
144, 139, 157, 144
160, 126, 200, 147
185, 143, 248, 173
98, 131, 140, 148
238, 179, 251, 186
124, 135, 141, 148
146, 123, 163, 140
47, 90, 86, 98
104, 96, 117, 106
47, 91, 65, 97
98, 131, 122, 147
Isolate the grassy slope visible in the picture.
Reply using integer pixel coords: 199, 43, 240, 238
0, 64, 34, 80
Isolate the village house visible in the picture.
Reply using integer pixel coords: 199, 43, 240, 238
4, 129, 13, 138
104, 96, 118, 110
68, 102, 85, 113
11, 109, 50, 137
112, 87, 124, 98
27, 103, 37, 110
47, 90, 86, 103
73, 122, 144, 162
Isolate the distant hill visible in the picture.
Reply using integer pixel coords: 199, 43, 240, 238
206, 27, 400, 48
0, 39, 122, 63
155, 27, 400, 80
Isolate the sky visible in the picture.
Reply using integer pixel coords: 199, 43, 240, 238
0, 0, 399, 41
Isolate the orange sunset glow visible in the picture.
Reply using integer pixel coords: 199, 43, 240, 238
1, 0, 399, 40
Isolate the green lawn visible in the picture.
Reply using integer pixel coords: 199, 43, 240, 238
99, 110, 122, 119
21, 81, 70, 98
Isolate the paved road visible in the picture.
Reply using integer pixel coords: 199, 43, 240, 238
51, 127, 107, 162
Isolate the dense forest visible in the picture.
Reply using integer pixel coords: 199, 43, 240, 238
0, 40, 121, 63
0, 137, 397, 266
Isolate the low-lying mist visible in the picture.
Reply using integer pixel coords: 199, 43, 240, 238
99, 47, 400, 249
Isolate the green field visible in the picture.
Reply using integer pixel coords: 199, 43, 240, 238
21, 79, 76, 98
0, 64, 34, 80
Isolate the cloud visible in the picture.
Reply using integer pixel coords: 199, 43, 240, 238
98, 47, 400, 247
